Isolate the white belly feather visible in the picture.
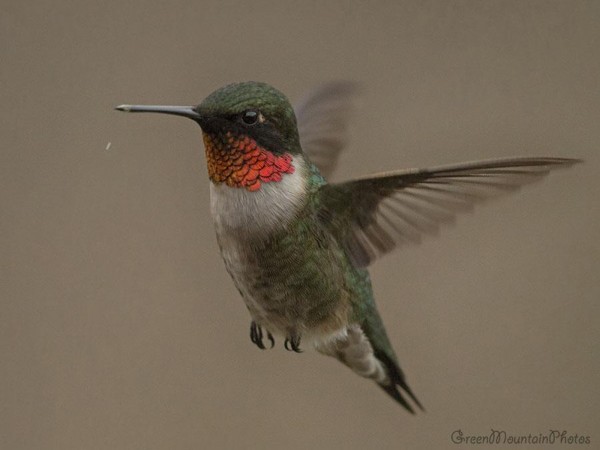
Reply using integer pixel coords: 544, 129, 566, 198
209, 156, 308, 325
208, 156, 351, 347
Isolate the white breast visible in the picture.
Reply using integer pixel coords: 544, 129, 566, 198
208, 156, 309, 325
209, 156, 308, 238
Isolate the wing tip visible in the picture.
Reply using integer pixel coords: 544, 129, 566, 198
535, 156, 583, 167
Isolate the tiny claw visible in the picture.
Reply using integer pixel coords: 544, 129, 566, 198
267, 332, 275, 349
284, 335, 302, 353
256, 325, 265, 350
249, 321, 272, 350
250, 322, 261, 349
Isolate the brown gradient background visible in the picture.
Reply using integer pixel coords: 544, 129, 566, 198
2, 1, 599, 449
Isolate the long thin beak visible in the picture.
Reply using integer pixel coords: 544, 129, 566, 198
115, 104, 202, 121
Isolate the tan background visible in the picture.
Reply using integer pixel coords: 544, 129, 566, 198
2, 1, 598, 449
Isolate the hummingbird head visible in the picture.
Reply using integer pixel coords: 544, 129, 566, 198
197, 82, 300, 149
117, 82, 302, 192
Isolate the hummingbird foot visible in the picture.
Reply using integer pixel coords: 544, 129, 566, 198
284, 334, 302, 353
250, 321, 275, 350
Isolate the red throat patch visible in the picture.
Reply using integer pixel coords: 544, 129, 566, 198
203, 131, 295, 192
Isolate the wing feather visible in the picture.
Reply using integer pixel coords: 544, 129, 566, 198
295, 81, 361, 178
317, 157, 580, 267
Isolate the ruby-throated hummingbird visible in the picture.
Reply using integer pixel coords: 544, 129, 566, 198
116, 81, 578, 413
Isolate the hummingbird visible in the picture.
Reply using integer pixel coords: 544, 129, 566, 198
116, 81, 578, 413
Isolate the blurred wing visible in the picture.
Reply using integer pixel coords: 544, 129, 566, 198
295, 81, 361, 179
317, 157, 580, 267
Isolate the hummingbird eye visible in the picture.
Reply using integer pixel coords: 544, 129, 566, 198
240, 109, 262, 126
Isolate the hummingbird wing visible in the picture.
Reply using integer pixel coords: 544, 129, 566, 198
295, 81, 361, 179
317, 157, 580, 267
